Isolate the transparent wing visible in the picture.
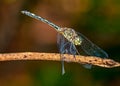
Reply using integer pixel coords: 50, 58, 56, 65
57, 33, 92, 70
77, 32, 108, 58
57, 33, 77, 55
57, 34, 65, 75
57, 33, 77, 75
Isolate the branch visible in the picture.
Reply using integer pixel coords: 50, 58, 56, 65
0, 52, 119, 68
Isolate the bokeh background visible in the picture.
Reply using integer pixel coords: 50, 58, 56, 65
0, 0, 120, 86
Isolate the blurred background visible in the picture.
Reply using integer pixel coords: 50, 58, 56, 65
0, 0, 120, 86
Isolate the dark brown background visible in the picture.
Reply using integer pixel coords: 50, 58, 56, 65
0, 0, 120, 86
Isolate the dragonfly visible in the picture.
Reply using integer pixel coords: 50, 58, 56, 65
21, 10, 108, 75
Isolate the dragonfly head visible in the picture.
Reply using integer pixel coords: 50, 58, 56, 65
60, 27, 82, 46
74, 36, 82, 45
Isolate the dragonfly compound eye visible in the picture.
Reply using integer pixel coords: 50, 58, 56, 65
74, 36, 82, 45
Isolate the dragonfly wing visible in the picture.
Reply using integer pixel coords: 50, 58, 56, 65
57, 33, 77, 55
76, 32, 108, 69
57, 33, 65, 52
57, 33, 66, 75
77, 32, 108, 58
83, 64, 92, 69
57, 33, 78, 74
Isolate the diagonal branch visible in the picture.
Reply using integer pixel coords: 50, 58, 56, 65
0, 52, 119, 68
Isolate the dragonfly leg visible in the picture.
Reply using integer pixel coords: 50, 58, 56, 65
69, 43, 76, 59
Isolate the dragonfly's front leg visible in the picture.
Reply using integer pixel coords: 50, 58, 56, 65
69, 43, 76, 58
69, 43, 80, 58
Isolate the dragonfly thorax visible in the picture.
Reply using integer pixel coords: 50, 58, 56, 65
60, 27, 82, 45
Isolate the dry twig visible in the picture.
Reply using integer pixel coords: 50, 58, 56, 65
0, 52, 119, 68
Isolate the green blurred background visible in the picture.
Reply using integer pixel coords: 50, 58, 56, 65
0, 0, 120, 86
